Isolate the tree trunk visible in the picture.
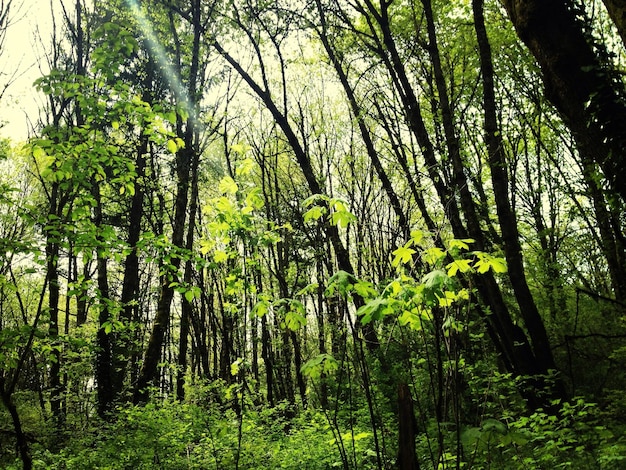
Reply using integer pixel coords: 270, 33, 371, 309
115, 136, 148, 398
397, 382, 420, 470
500, 0, 626, 204
177, 145, 200, 400
473, 0, 562, 390
93, 179, 114, 417
261, 314, 274, 406
1, 381, 32, 470
46, 184, 64, 428
134, 144, 192, 403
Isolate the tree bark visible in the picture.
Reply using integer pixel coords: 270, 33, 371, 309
115, 135, 148, 398
133, 0, 203, 403
93, 179, 114, 417
134, 143, 192, 403
46, 184, 64, 428
397, 382, 420, 470
176, 142, 200, 400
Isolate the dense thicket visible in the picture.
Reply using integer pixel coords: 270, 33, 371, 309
1, 0, 626, 468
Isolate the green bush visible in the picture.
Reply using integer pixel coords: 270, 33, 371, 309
26, 398, 379, 470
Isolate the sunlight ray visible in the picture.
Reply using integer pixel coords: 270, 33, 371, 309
124, 0, 197, 125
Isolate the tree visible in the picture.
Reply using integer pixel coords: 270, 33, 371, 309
500, 0, 626, 206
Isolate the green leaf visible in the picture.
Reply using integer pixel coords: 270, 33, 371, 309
422, 247, 446, 265
357, 297, 394, 324
481, 418, 508, 434
296, 283, 319, 296
392, 245, 416, 267
184, 288, 196, 303
303, 205, 326, 223
446, 259, 473, 277
303, 193, 329, 207
423, 269, 448, 290
301, 353, 338, 379
245, 187, 264, 209
353, 280, 378, 299
230, 358, 242, 376
285, 309, 307, 331
325, 270, 358, 298
410, 229, 424, 244
331, 209, 357, 228
33, 146, 47, 159
398, 308, 427, 331
474, 253, 507, 274
252, 299, 270, 318
213, 250, 229, 263
236, 157, 255, 176
448, 238, 474, 251
230, 142, 249, 155
438, 290, 457, 308
421, 269, 451, 306
167, 139, 178, 154
218, 176, 238, 195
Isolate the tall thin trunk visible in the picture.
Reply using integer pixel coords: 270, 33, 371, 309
46, 184, 64, 428
93, 179, 114, 417
397, 382, 420, 470
601, 0, 626, 47
134, 0, 202, 402
115, 137, 148, 397
176, 139, 200, 400
473, 0, 560, 381
134, 139, 194, 402
1, 381, 32, 470
261, 314, 274, 405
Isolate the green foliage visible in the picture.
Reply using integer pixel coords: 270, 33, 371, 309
23, 399, 379, 469
303, 194, 357, 229
342, 236, 505, 328
301, 353, 339, 379
458, 397, 626, 469
253, 297, 307, 331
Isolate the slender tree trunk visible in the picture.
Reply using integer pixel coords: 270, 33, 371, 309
421, 0, 485, 244
580, 156, 626, 303
46, 184, 64, 429
134, 143, 192, 403
1, 380, 32, 470
397, 382, 420, 470
177, 144, 200, 400
115, 136, 148, 398
93, 179, 114, 417
261, 314, 274, 406
315, 259, 329, 408
473, 0, 561, 387
602, 0, 626, 46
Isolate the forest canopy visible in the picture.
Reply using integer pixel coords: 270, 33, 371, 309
1, 0, 626, 469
